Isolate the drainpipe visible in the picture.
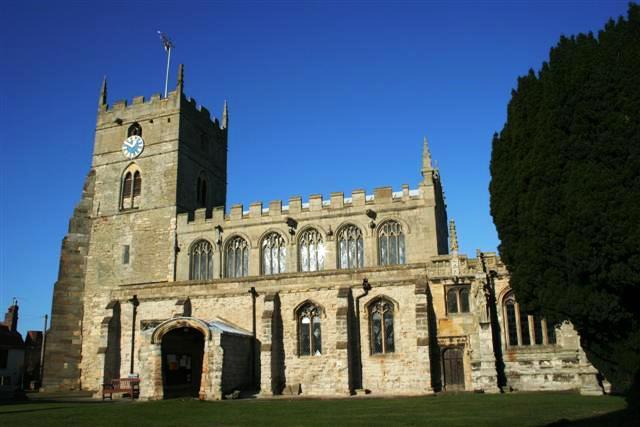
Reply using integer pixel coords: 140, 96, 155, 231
128, 295, 140, 375
355, 278, 372, 390
248, 286, 258, 388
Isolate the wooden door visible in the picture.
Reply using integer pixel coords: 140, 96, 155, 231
443, 347, 465, 391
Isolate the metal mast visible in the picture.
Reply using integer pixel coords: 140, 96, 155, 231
157, 31, 175, 98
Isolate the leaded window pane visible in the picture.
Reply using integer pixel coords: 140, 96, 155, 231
447, 289, 459, 314
380, 236, 388, 265
460, 288, 470, 313
298, 303, 321, 356
312, 316, 322, 355
309, 242, 316, 272
300, 318, 310, 356
372, 312, 383, 354
378, 221, 404, 265
338, 225, 364, 269
348, 238, 356, 268
384, 310, 394, 353
506, 301, 518, 346
317, 241, 325, 270
300, 242, 309, 272
190, 240, 213, 280
520, 310, 531, 345
370, 298, 394, 354
226, 237, 248, 278
262, 232, 285, 275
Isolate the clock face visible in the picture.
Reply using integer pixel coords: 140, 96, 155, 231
122, 135, 144, 159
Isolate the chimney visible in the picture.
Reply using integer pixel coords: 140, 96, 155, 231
4, 299, 19, 333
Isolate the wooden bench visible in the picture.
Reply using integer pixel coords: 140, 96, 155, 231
102, 378, 140, 400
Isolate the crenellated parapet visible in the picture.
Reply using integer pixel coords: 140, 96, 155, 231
177, 185, 424, 230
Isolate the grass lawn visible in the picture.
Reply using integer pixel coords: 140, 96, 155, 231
0, 392, 630, 426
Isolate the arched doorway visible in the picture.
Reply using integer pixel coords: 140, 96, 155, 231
161, 327, 204, 398
442, 347, 465, 391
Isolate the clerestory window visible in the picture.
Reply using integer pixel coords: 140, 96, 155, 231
262, 232, 286, 275
189, 240, 213, 281
299, 228, 325, 272
225, 236, 249, 278
379, 221, 405, 265
337, 224, 364, 269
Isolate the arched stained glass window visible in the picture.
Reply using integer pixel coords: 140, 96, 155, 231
379, 221, 405, 265
503, 292, 557, 347
369, 298, 395, 354
297, 302, 322, 356
337, 224, 364, 269
189, 240, 213, 281
299, 229, 325, 272
262, 232, 286, 275
226, 236, 249, 278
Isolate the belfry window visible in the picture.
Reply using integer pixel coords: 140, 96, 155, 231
127, 122, 142, 137
337, 224, 364, 269
297, 302, 322, 356
369, 297, 395, 354
225, 236, 249, 278
446, 286, 470, 314
379, 221, 405, 265
503, 292, 557, 347
196, 173, 208, 207
121, 166, 142, 210
299, 228, 325, 272
262, 232, 286, 275
189, 240, 213, 281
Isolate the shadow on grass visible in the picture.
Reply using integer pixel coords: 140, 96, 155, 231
547, 406, 638, 427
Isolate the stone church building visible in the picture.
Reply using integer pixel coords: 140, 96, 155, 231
43, 66, 603, 399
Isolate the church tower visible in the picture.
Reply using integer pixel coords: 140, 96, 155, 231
43, 66, 228, 390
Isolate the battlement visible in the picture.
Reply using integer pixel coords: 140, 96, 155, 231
98, 90, 223, 131
177, 184, 424, 227
96, 65, 226, 132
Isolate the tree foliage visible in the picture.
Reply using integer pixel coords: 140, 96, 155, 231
490, 4, 640, 395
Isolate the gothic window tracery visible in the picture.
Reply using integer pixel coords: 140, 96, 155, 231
298, 228, 325, 272
121, 166, 142, 210
503, 292, 556, 347
378, 221, 405, 265
337, 224, 364, 269
225, 236, 249, 278
189, 240, 213, 281
262, 232, 286, 275
369, 297, 395, 354
297, 302, 322, 356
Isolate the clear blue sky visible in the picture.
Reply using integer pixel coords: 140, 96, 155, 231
0, 1, 628, 335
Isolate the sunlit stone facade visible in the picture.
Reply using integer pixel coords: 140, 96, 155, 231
42, 69, 603, 399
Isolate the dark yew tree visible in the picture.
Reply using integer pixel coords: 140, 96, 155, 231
490, 4, 640, 397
